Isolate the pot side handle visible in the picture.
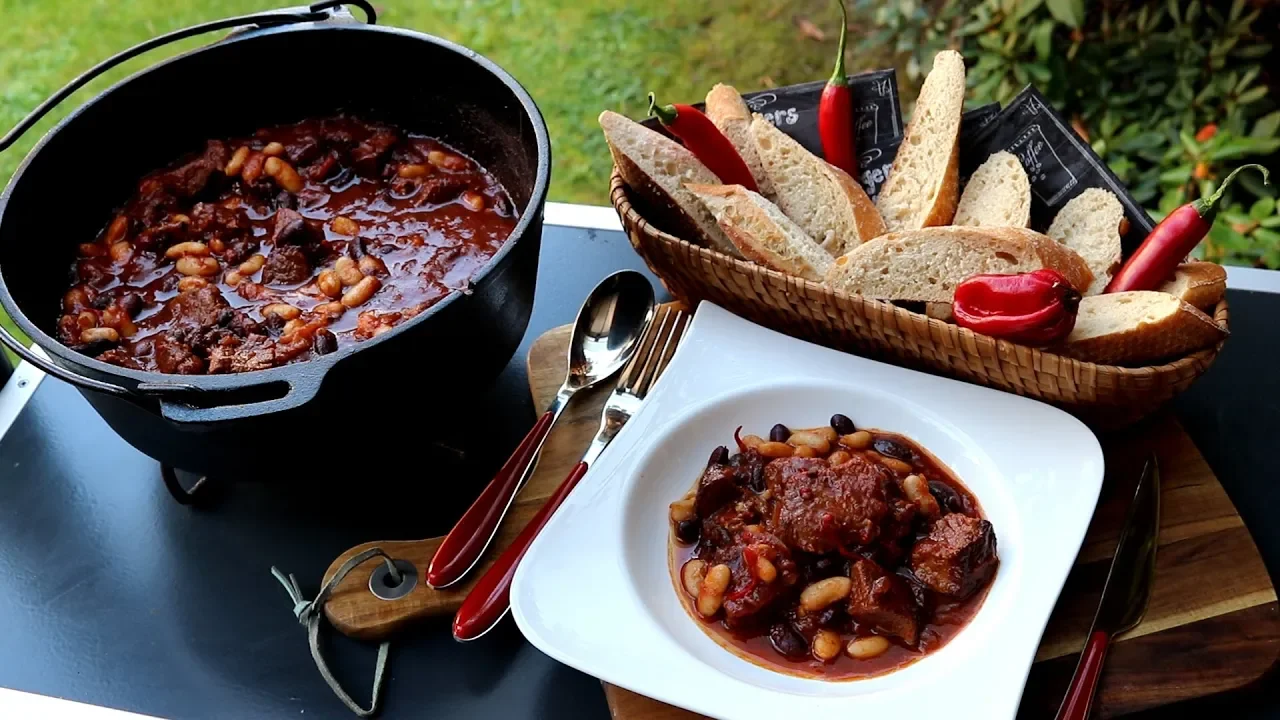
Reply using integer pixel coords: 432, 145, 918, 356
0, 1, 376, 154
151, 371, 325, 424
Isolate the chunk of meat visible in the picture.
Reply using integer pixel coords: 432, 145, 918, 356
910, 513, 998, 599
261, 246, 311, 285
154, 140, 229, 198
420, 175, 470, 204
165, 285, 230, 334
271, 208, 317, 246
711, 529, 797, 629
154, 333, 204, 374
848, 558, 920, 645
765, 455, 892, 554
96, 347, 143, 370
208, 334, 277, 373
350, 128, 399, 174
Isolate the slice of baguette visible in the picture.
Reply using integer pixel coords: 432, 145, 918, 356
749, 115, 886, 256
1046, 188, 1124, 295
876, 50, 966, 232
953, 151, 1031, 228
1158, 262, 1227, 312
1059, 291, 1226, 366
686, 184, 832, 281
598, 110, 738, 257
705, 84, 775, 199
824, 226, 1093, 303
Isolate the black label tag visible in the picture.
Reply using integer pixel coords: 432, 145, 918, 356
962, 86, 1154, 245
740, 69, 902, 157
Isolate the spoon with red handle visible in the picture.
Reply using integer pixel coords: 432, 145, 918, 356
425, 271, 655, 588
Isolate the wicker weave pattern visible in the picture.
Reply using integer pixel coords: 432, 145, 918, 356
610, 170, 1227, 427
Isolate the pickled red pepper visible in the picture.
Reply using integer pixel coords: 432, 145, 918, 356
818, 0, 857, 176
1106, 164, 1269, 293
647, 93, 758, 191
952, 269, 1081, 346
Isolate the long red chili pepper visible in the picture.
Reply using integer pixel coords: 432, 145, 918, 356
1106, 164, 1269, 293
952, 269, 1081, 347
648, 93, 759, 192
818, 0, 857, 177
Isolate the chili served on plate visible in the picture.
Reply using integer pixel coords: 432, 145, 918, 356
669, 415, 998, 680
58, 115, 516, 374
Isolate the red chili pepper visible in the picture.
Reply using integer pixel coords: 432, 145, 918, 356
1106, 164, 1269, 293
952, 269, 1081, 347
648, 94, 758, 192
726, 546, 759, 602
818, 0, 857, 177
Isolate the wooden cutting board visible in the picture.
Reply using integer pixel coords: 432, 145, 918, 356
323, 313, 1280, 718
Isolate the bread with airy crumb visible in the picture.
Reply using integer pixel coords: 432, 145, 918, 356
876, 51, 966, 232
686, 184, 832, 281
1046, 188, 1124, 295
1157, 262, 1227, 312
705, 84, 775, 199
954, 152, 1031, 228
1059, 291, 1226, 366
824, 226, 1093, 303
749, 115, 886, 256
598, 110, 738, 257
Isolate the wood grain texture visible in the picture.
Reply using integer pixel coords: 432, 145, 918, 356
324, 311, 1280, 718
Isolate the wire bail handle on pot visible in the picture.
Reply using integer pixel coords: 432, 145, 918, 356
0, 0, 376, 399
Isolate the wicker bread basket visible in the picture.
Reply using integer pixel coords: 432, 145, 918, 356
610, 170, 1229, 428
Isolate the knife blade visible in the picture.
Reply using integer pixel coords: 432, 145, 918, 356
1056, 452, 1161, 720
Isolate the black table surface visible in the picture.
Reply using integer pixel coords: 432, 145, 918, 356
1, 224, 1277, 719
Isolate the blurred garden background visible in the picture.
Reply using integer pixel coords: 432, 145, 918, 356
0, 0, 1276, 356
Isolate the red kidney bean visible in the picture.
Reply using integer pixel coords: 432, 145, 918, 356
769, 424, 790, 442
675, 519, 700, 544
312, 329, 338, 355
830, 413, 856, 435
769, 623, 809, 659
873, 438, 913, 461
708, 445, 729, 467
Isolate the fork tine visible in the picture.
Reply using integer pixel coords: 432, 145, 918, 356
618, 306, 669, 391
633, 309, 687, 398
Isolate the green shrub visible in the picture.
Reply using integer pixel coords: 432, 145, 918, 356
855, 0, 1278, 267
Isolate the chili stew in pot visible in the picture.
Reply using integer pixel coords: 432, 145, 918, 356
58, 115, 516, 374
669, 414, 998, 680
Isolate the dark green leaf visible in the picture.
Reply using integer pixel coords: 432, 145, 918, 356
1230, 0, 1245, 23
1233, 43, 1272, 59
1237, 86, 1268, 105
1261, 216, 1280, 228
1014, 0, 1044, 21
1250, 197, 1276, 221
1045, 0, 1082, 28
1160, 166, 1193, 184
1251, 111, 1280, 140
1167, 0, 1180, 24
1179, 130, 1199, 155
1256, 229, 1280, 247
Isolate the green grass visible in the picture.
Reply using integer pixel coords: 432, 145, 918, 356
0, 0, 897, 358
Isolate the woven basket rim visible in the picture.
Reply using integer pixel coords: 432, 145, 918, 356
609, 168, 1229, 377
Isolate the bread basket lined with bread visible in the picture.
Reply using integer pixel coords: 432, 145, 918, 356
604, 51, 1229, 428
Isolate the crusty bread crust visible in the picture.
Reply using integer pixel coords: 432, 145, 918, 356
922, 137, 960, 227
1025, 232, 1094, 294
600, 110, 739, 257
824, 226, 1093, 303
705, 84, 774, 198
1059, 292, 1226, 366
827, 163, 888, 244
686, 183, 831, 281
1158, 262, 1227, 312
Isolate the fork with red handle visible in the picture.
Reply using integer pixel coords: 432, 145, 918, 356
452, 306, 689, 640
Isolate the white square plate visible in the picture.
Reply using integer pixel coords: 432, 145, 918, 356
511, 302, 1104, 720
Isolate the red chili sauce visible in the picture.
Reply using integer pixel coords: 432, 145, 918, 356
57, 115, 516, 374
669, 426, 997, 680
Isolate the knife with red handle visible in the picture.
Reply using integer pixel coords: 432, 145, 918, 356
1056, 454, 1160, 720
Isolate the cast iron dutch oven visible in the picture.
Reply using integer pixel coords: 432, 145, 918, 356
0, 1, 550, 479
